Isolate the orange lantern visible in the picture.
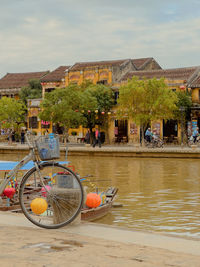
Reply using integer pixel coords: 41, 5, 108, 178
30, 198, 48, 215
86, 193, 101, 208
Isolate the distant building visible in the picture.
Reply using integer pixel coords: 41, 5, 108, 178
0, 71, 49, 99
120, 66, 200, 144
41, 66, 70, 96
65, 57, 161, 86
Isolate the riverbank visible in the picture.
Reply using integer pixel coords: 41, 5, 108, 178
0, 211, 200, 267
1, 142, 200, 158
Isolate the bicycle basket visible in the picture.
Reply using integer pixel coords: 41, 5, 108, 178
36, 134, 60, 160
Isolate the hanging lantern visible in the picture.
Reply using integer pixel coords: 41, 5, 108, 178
41, 185, 51, 197
180, 85, 185, 90
75, 110, 79, 112
101, 111, 105, 115
3, 188, 16, 199
107, 112, 111, 115
30, 198, 48, 215
88, 110, 91, 113
86, 193, 101, 208
95, 110, 98, 113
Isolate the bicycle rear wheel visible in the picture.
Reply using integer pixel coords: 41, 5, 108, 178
19, 162, 84, 229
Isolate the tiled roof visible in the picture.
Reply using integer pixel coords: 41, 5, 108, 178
121, 66, 199, 82
189, 74, 200, 88
70, 57, 160, 71
70, 59, 131, 71
0, 71, 49, 89
131, 57, 154, 69
41, 66, 70, 82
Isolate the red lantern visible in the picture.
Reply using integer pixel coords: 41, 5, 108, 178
180, 85, 185, 90
101, 111, 105, 115
3, 188, 16, 199
86, 193, 101, 208
88, 110, 91, 113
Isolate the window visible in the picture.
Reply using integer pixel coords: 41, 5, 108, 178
114, 91, 119, 104
97, 80, 108, 85
45, 88, 55, 93
29, 116, 38, 129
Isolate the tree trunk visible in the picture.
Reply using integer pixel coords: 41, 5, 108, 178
141, 124, 145, 147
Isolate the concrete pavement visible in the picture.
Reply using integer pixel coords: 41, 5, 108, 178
1, 211, 200, 256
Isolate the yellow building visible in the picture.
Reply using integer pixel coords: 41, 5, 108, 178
64, 58, 162, 143
27, 99, 53, 135
65, 58, 161, 86
119, 66, 200, 144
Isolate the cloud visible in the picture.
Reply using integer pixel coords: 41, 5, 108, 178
1, 0, 200, 77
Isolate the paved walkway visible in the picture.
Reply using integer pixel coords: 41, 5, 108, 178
0, 212, 200, 266
1, 142, 200, 158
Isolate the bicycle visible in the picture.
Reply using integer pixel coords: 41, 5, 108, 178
0, 132, 84, 229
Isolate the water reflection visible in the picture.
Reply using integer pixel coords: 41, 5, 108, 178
1, 152, 200, 239
68, 156, 200, 239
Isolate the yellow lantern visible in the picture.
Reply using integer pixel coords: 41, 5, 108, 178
30, 198, 48, 215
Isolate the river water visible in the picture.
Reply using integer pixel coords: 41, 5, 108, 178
1, 153, 200, 239
68, 155, 200, 239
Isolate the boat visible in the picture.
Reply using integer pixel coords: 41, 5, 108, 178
0, 161, 118, 221
81, 187, 118, 221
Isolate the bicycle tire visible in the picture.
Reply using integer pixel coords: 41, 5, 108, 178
19, 162, 84, 229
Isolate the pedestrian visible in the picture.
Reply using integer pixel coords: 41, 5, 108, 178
85, 129, 90, 144
44, 129, 49, 136
11, 130, 15, 142
192, 127, 199, 143
93, 128, 101, 148
145, 128, 152, 143
21, 130, 25, 144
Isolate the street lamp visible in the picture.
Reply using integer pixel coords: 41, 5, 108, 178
180, 106, 185, 146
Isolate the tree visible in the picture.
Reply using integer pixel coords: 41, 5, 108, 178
117, 77, 178, 144
40, 83, 114, 143
175, 90, 192, 120
175, 90, 192, 143
82, 84, 114, 138
0, 97, 26, 141
19, 79, 42, 105
39, 85, 87, 141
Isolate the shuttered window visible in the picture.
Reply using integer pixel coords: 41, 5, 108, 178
29, 116, 38, 129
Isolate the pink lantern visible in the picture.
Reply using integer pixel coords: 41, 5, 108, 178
88, 110, 91, 113
101, 111, 105, 115
41, 185, 51, 197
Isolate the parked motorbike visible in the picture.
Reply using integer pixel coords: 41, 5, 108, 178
188, 135, 200, 146
144, 136, 164, 148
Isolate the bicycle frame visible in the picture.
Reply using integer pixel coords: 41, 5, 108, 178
0, 149, 35, 195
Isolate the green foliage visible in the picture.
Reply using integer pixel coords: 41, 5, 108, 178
39, 86, 85, 131
19, 79, 42, 104
40, 83, 114, 133
83, 84, 114, 129
0, 97, 26, 130
175, 91, 192, 121
118, 76, 178, 127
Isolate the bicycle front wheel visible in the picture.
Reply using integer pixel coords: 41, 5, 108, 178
19, 162, 84, 229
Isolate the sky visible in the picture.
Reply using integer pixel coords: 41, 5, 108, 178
1, 0, 200, 78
